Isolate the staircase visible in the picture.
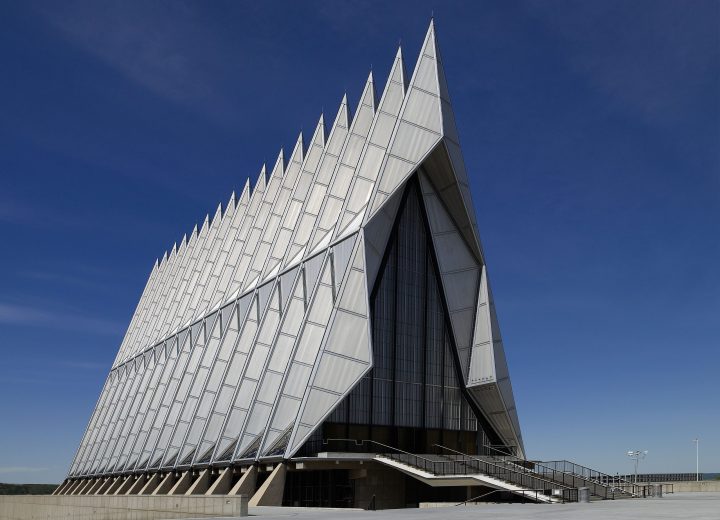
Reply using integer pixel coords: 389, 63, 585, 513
536, 460, 638, 498
373, 452, 574, 503
452, 445, 636, 500
320, 439, 644, 503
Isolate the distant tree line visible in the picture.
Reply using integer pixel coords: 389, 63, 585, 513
0, 483, 58, 495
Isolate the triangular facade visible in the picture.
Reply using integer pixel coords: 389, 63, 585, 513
66, 20, 523, 485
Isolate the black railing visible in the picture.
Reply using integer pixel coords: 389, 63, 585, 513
466, 444, 634, 500
541, 460, 634, 486
434, 445, 619, 501
615, 482, 674, 496
319, 439, 575, 503
609, 473, 700, 483
456, 488, 578, 506
537, 460, 636, 498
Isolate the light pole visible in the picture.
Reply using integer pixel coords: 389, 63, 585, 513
693, 439, 699, 481
627, 450, 648, 484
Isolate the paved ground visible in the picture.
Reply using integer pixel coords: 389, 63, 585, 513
195, 492, 720, 520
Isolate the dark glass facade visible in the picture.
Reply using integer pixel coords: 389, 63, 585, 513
303, 177, 502, 455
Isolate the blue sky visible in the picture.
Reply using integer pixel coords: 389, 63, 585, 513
0, 0, 718, 484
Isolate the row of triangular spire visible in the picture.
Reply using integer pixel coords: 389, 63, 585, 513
113, 19, 462, 366
150, 58, 410, 274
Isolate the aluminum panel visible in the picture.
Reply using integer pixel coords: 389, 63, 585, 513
402, 87, 442, 131
293, 323, 326, 365
322, 311, 369, 362
70, 20, 526, 476
421, 192, 456, 234
369, 111, 399, 147
330, 165, 354, 198
442, 270, 479, 312
343, 133, 366, 167
337, 269, 367, 316
413, 54, 439, 95
307, 283, 333, 325
296, 388, 339, 428
317, 196, 343, 231
313, 354, 367, 394
281, 363, 312, 399
377, 86, 405, 123
303, 253, 324, 295
389, 122, 440, 165
267, 333, 295, 373
332, 235, 356, 285
433, 234, 477, 272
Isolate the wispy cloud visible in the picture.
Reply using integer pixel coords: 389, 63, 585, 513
0, 198, 33, 224
0, 466, 50, 474
0, 302, 123, 336
0, 194, 90, 230
59, 360, 108, 371
35, 0, 238, 120
311, 0, 384, 35
523, 1, 719, 127
20, 270, 113, 293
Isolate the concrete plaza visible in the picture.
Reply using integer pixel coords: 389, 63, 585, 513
234, 492, 720, 520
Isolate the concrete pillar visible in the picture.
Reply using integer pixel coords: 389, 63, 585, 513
72, 479, 92, 495
58, 479, 76, 495
104, 476, 124, 495
64, 479, 83, 495
87, 478, 106, 495
65, 479, 83, 495
152, 472, 177, 495
76, 478, 96, 495
229, 466, 257, 497
168, 471, 192, 495
95, 477, 120, 495
126, 474, 148, 495
578, 487, 590, 503
139, 472, 162, 495
50, 480, 62, 495
248, 463, 286, 507
114, 475, 136, 495
206, 468, 232, 495
96, 477, 117, 495
186, 469, 210, 495
52, 479, 70, 495
83, 479, 97, 494
61, 479, 75, 494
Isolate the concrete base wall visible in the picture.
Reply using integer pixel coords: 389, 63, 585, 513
229, 466, 257, 497
0, 495, 248, 520
248, 464, 286, 507
661, 481, 720, 493
352, 462, 406, 510
206, 468, 233, 495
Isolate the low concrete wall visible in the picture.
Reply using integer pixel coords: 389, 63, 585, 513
662, 481, 720, 493
420, 502, 488, 508
0, 494, 248, 520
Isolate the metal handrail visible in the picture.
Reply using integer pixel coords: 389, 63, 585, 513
482, 444, 629, 487
456, 489, 507, 505
473, 443, 633, 500
435, 443, 627, 501
319, 438, 580, 503
538, 460, 639, 497
324, 437, 519, 475
456, 487, 577, 506
323, 438, 439, 465
542, 460, 635, 487
326, 438, 556, 486
433, 444, 574, 493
